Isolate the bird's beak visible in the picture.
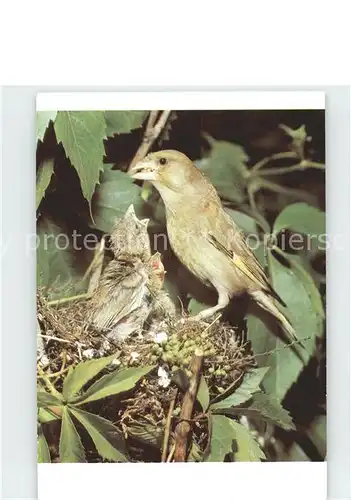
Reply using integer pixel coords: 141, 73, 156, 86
129, 159, 158, 181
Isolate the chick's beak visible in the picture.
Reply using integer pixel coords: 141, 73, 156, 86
129, 158, 158, 181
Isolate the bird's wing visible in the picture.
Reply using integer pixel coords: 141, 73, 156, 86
90, 260, 148, 330
208, 223, 286, 308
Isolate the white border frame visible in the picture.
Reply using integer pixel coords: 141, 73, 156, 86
36, 91, 325, 111
1, 88, 350, 500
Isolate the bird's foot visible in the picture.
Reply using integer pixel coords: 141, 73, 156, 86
177, 310, 222, 326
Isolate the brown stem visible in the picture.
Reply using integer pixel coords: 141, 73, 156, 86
128, 110, 172, 172
174, 348, 204, 462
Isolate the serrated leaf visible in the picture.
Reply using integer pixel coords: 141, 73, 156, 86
274, 203, 326, 238
247, 252, 324, 401
62, 353, 118, 401
104, 111, 147, 136
230, 421, 266, 461
215, 393, 295, 431
197, 376, 210, 412
69, 407, 128, 462
225, 209, 259, 235
72, 365, 155, 405
59, 407, 86, 463
54, 111, 106, 207
205, 414, 236, 462
36, 159, 54, 210
36, 111, 57, 141
196, 139, 249, 203
127, 423, 163, 448
92, 169, 145, 232
210, 368, 269, 410
37, 424, 51, 463
37, 390, 63, 408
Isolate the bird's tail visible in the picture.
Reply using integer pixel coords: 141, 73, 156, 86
251, 289, 300, 346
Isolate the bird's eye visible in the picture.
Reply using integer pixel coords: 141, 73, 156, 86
159, 157, 167, 166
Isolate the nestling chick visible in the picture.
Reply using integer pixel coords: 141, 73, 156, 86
110, 204, 151, 262
130, 150, 299, 344
89, 208, 175, 341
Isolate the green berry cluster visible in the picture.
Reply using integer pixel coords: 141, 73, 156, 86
147, 332, 216, 371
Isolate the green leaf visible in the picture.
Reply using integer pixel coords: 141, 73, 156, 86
36, 111, 57, 141
205, 415, 265, 462
284, 252, 325, 317
62, 353, 118, 401
279, 124, 308, 158
214, 393, 295, 431
205, 414, 236, 462
104, 111, 147, 136
127, 423, 163, 448
37, 390, 63, 408
36, 218, 78, 298
59, 407, 86, 463
230, 421, 266, 461
92, 169, 145, 232
225, 209, 258, 235
210, 368, 269, 410
54, 111, 107, 207
36, 159, 54, 210
188, 441, 203, 462
69, 407, 128, 462
247, 393, 295, 431
38, 407, 60, 423
274, 203, 326, 238
197, 139, 249, 203
247, 252, 324, 401
197, 376, 210, 412
72, 365, 155, 405
37, 425, 51, 463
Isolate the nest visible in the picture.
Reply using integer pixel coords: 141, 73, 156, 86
37, 290, 256, 461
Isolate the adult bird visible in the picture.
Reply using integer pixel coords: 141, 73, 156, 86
129, 150, 299, 345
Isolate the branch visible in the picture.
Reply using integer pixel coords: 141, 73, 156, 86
161, 389, 177, 462
250, 151, 298, 174
128, 110, 172, 172
253, 160, 325, 177
174, 348, 204, 462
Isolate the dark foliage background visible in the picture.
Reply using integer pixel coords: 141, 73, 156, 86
37, 109, 326, 462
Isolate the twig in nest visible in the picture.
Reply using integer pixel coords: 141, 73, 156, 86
201, 313, 222, 334
47, 293, 91, 307
37, 366, 70, 380
174, 348, 204, 462
39, 334, 71, 344
167, 443, 176, 463
161, 389, 177, 462
128, 110, 172, 172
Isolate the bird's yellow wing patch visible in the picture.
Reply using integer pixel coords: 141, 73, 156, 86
207, 232, 285, 307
